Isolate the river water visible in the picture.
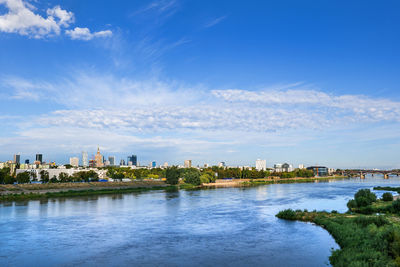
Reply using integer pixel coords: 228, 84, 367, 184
1, 175, 399, 267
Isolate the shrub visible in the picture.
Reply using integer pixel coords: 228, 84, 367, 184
354, 189, 377, 207
183, 168, 201, 185
276, 209, 297, 220
200, 174, 210, 184
354, 216, 389, 227
347, 199, 357, 210
166, 167, 180, 185
392, 199, 400, 213
382, 192, 394, 202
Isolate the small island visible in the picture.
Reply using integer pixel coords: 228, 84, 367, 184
276, 188, 400, 266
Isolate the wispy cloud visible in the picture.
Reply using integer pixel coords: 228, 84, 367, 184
0, 0, 112, 40
1, 73, 400, 166
204, 15, 227, 28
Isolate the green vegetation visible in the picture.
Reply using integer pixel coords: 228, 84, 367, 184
374, 186, 400, 194
183, 168, 201, 185
383, 192, 394, 202
0, 167, 14, 184
166, 166, 180, 185
277, 189, 400, 266
0, 186, 172, 201
16, 172, 30, 184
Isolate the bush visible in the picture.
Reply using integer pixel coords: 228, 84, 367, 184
200, 174, 210, 184
166, 167, 180, 185
16, 172, 30, 184
183, 168, 201, 186
382, 192, 394, 202
392, 199, 400, 213
354, 216, 389, 227
276, 209, 297, 220
347, 199, 357, 209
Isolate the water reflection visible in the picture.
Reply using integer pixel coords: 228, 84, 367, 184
0, 175, 399, 267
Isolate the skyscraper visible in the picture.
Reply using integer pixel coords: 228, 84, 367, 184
152, 161, 156, 168
108, 156, 116, 166
120, 159, 126, 166
95, 147, 104, 167
13, 154, 20, 164
35, 154, 43, 164
127, 155, 137, 166
82, 151, 88, 167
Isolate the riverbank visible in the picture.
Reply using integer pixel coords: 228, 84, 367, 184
276, 189, 400, 266
0, 181, 171, 201
203, 176, 349, 187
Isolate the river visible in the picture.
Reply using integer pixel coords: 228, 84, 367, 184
1, 175, 399, 267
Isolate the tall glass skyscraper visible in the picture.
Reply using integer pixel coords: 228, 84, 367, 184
127, 155, 137, 166
35, 154, 43, 164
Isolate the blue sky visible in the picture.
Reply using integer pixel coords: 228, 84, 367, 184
0, 0, 400, 169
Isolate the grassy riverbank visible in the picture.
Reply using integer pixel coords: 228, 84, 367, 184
202, 176, 349, 187
276, 188, 400, 266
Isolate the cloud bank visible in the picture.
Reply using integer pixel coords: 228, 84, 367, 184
0, 0, 111, 40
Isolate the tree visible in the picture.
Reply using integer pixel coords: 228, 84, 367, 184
59, 172, 70, 183
354, 189, 377, 207
166, 167, 180, 185
382, 192, 394, 202
16, 172, 30, 184
50, 175, 58, 183
4, 175, 15, 184
183, 168, 201, 185
40, 170, 49, 183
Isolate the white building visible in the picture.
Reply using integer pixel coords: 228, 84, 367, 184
70, 157, 79, 167
82, 151, 88, 167
274, 163, 283, 172
218, 162, 226, 168
255, 159, 267, 171
184, 160, 192, 168
298, 164, 305, 169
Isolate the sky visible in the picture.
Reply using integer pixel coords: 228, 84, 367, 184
0, 0, 400, 169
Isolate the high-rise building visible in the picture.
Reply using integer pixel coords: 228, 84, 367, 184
255, 159, 267, 171
298, 164, 305, 170
82, 151, 88, 167
89, 159, 96, 168
69, 157, 79, 167
108, 156, 116, 166
35, 154, 43, 164
95, 147, 104, 167
163, 162, 168, 168
184, 160, 192, 168
120, 159, 126, 166
218, 162, 226, 168
127, 155, 137, 166
25, 159, 29, 164
151, 161, 156, 168
13, 154, 20, 164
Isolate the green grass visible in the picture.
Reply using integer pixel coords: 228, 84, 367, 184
276, 210, 400, 266
0, 186, 174, 202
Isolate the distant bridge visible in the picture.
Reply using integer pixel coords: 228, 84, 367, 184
341, 170, 400, 179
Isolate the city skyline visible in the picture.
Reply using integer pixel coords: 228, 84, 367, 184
0, 0, 400, 169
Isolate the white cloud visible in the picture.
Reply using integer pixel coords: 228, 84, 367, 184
46, 5, 74, 27
65, 27, 112, 40
2, 73, 400, 167
0, 0, 111, 40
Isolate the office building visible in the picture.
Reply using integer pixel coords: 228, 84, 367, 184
255, 159, 267, 171
108, 156, 116, 166
298, 164, 305, 169
82, 151, 88, 167
163, 162, 168, 168
307, 166, 328, 177
120, 159, 126, 166
25, 159, 29, 164
282, 163, 293, 172
184, 160, 192, 168
69, 157, 79, 167
13, 154, 20, 164
95, 147, 104, 167
152, 161, 156, 168
36, 154, 43, 164
127, 155, 137, 166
